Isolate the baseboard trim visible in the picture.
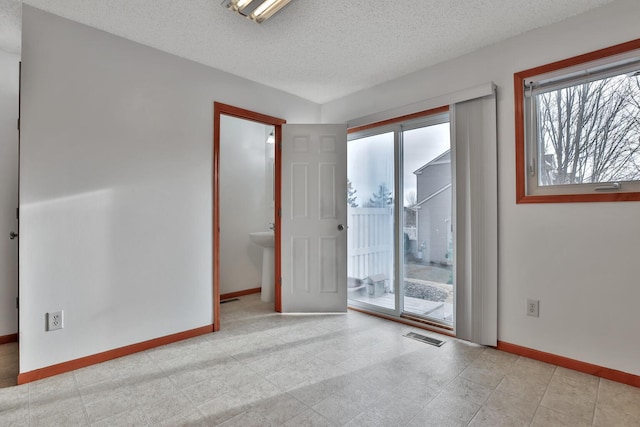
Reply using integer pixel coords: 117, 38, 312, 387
17, 324, 214, 385
0, 333, 18, 345
220, 287, 261, 300
497, 341, 640, 388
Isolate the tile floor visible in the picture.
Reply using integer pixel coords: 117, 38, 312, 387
0, 342, 18, 388
1, 294, 639, 426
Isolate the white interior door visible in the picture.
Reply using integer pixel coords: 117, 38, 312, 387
281, 124, 347, 312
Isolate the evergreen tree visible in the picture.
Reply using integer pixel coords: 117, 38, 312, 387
365, 183, 393, 207
347, 179, 358, 207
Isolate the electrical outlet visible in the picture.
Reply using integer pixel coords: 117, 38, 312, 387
47, 311, 63, 331
526, 299, 539, 317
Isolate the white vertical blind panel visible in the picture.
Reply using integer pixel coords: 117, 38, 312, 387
452, 93, 498, 346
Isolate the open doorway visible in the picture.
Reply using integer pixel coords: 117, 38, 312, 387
212, 103, 285, 331
0, 53, 20, 386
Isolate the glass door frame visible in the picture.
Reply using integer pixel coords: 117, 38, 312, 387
347, 108, 454, 330
347, 123, 399, 318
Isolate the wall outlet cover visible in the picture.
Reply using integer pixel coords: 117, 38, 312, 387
526, 299, 539, 317
47, 311, 63, 331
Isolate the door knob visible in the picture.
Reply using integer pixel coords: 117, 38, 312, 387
337, 224, 345, 231
9, 232, 18, 240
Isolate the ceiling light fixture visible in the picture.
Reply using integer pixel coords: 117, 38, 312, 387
223, 0, 293, 23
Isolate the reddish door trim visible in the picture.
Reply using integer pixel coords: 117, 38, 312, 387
348, 105, 449, 134
213, 103, 286, 330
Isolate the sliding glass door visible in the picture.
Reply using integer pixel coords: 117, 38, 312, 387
401, 122, 452, 324
347, 112, 453, 328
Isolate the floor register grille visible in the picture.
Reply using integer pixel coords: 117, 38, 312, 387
403, 332, 445, 347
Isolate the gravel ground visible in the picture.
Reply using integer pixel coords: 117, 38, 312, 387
403, 281, 448, 302
404, 262, 452, 284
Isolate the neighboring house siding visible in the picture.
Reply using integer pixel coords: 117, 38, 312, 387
415, 152, 450, 200
415, 152, 451, 265
416, 189, 451, 265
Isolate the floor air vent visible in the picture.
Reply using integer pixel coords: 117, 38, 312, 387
220, 298, 240, 304
403, 332, 445, 347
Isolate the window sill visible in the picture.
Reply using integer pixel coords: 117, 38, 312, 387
516, 192, 640, 204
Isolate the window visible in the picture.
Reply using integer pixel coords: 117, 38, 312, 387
515, 39, 640, 203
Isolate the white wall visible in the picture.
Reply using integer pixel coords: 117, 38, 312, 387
322, 0, 640, 376
220, 116, 272, 295
0, 49, 19, 337
20, 6, 319, 373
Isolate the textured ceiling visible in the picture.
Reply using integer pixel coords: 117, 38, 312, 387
0, 0, 616, 103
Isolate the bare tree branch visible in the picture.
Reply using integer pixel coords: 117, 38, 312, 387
536, 74, 640, 185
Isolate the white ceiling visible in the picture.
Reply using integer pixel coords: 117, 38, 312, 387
0, 0, 616, 103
